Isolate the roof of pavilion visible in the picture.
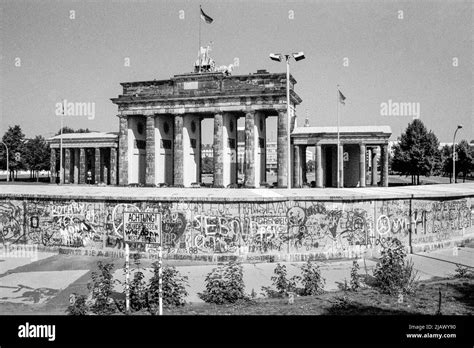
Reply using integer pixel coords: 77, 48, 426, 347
48, 132, 118, 140
292, 125, 392, 135
291, 125, 392, 145
47, 132, 119, 148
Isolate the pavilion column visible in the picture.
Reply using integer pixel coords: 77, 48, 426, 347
359, 144, 366, 188
50, 148, 56, 183
173, 115, 184, 186
145, 116, 156, 186
95, 148, 101, 184
110, 147, 117, 185
293, 145, 301, 187
118, 116, 128, 185
64, 148, 71, 184
277, 110, 288, 188
338, 144, 344, 188
301, 146, 307, 185
213, 113, 224, 187
315, 144, 323, 188
102, 152, 108, 185
371, 147, 378, 186
79, 148, 86, 184
73, 148, 80, 184
381, 144, 389, 187
244, 111, 256, 188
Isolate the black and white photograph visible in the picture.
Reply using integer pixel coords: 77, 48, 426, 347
0, 0, 473, 346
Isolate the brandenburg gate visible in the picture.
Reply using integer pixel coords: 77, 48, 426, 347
111, 69, 302, 188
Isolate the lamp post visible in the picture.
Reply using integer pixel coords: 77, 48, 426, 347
452, 124, 463, 184
270, 52, 305, 189
1, 141, 9, 182
58, 99, 65, 184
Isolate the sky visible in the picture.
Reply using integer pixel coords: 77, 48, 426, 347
1, 0, 472, 144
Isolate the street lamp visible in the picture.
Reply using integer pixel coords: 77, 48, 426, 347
452, 124, 463, 184
269, 52, 305, 189
1, 141, 9, 182
58, 99, 65, 184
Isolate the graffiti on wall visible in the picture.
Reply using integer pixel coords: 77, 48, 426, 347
0, 197, 472, 257
0, 202, 23, 244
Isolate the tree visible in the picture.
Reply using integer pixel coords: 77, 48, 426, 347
24, 136, 50, 181
1, 125, 26, 180
440, 144, 453, 179
202, 156, 213, 174
455, 140, 473, 182
306, 160, 315, 172
55, 127, 90, 136
391, 119, 441, 185
440, 140, 474, 182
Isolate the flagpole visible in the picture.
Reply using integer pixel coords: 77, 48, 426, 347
336, 85, 340, 188
198, 5, 202, 73
60, 99, 65, 185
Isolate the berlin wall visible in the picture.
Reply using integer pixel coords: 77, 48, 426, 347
0, 196, 473, 262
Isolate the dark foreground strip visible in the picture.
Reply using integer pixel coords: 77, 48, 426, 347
0, 315, 472, 347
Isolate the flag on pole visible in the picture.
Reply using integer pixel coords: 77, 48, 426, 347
338, 90, 346, 105
200, 6, 213, 24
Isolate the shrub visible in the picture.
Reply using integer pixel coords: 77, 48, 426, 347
250, 288, 257, 299
125, 253, 148, 312
326, 295, 354, 315
261, 263, 300, 298
198, 261, 248, 304
299, 260, 325, 296
373, 238, 418, 295
66, 293, 88, 315
88, 261, 117, 315
148, 263, 189, 311
129, 270, 148, 312
350, 260, 361, 291
337, 279, 350, 291
454, 264, 471, 278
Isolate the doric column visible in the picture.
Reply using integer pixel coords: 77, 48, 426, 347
315, 144, 323, 188
58, 149, 64, 184
73, 149, 79, 184
213, 113, 224, 187
79, 148, 86, 184
118, 116, 128, 185
381, 144, 389, 187
244, 111, 256, 187
145, 116, 155, 186
95, 148, 101, 184
359, 144, 366, 187
64, 148, 71, 184
293, 145, 301, 187
277, 110, 288, 188
173, 115, 184, 186
301, 146, 307, 185
371, 147, 378, 186
338, 144, 344, 188
50, 148, 56, 183
110, 147, 117, 185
